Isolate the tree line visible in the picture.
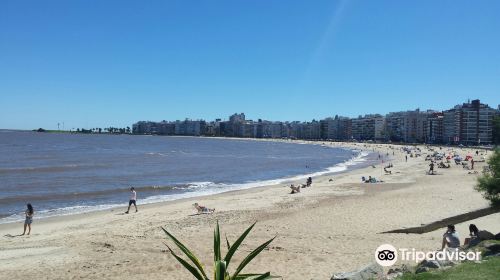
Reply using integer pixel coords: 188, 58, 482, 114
75, 127, 131, 134
493, 115, 500, 145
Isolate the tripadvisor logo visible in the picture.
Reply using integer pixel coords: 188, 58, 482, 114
375, 244, 398, 266
375, 244, 481, 267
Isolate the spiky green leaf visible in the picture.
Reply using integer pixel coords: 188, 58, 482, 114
165, 244, 205, 280
225, 234, 231, 251
162, 227, 208, 279
214, 221, 222, 262
224, 222, 256, 269
214, 260, 227, 280
234, 272, 280, 279
232, 236, 276, 278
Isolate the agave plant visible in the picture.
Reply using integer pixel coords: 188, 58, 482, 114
162, 221, 279, 280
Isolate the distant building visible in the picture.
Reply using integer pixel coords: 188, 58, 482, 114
229, 113, 245, 123
459, 100, 497, 145
260, 121, 284, 138
442, 100, 497, 145
351, 114, 385, 141
426, 113, 444, 144
132, 121, 158, 134
442, 108, 460, 144
385, 109, 433, 143
132, 99, 498, 145
174, 119, 206, 136
157, 121, 175, 135
221, 113, 248, 137
320, 116, 352, 140
291, 121, 321, 139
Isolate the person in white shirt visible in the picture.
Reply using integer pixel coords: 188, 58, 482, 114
125, 187, 138, 214
441, 224, 460, 250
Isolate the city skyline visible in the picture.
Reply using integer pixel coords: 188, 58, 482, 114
133, 99, 500, 145
2, 98, 499, 132
1, 1, 500, 130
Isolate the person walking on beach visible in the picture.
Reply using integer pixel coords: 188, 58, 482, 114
405, 155, 408, 162
429, 161, 435, 175
125, 187, 138, 214
22, 203, 34, 235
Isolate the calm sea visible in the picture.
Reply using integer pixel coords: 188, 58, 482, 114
0, 130, 372, 223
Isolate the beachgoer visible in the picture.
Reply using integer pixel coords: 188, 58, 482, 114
370, 176, 380, 183
306, 177, 312, 187
125, 187, 138, 214
464, 224, 495, 246
290, 184, 301, 194
471, 158, 474, 170
441, 224, 460, 250
405, 155, 408, 162
464, 224, 480, 247
22, 203, 34, 235
429, 162, 435, 175
193, 203, 215, 214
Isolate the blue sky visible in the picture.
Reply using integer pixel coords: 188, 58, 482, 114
1, 0, 499, 130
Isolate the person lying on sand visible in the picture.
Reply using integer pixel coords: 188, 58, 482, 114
438, 162, 450, 168
193, 203, 215, 214
364, 176, 383, 183
290, 184, 301, 194
384, 167, 392, 174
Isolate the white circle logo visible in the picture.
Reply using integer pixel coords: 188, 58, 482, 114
375, 244, 398, 267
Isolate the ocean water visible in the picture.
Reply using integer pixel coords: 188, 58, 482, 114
0, 130, 372, 223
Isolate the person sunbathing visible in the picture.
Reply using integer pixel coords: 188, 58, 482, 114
193, 203, 215, 214
370, 176, 382, 183
438, 162, 450, 168
290, 184, 301, 194
364, 176, 383, 183
364, 176, 373, 183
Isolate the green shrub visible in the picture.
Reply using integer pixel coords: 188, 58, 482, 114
475, 148, 500, 206
162, 221, 280, 280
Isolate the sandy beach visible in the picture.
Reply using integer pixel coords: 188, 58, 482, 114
1, 141, 499, 280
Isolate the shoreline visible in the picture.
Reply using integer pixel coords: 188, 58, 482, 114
1, 142, 498, 279
0, 137, 375, 225
0, 140, 384, 234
